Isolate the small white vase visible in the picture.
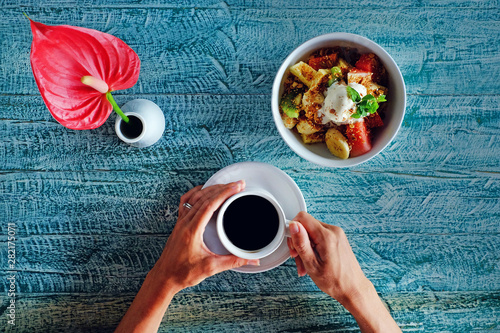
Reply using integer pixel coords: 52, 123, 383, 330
115, 99, 165, 148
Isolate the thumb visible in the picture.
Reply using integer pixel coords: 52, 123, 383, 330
289, 221, 317, 269
212, 254, 260, 274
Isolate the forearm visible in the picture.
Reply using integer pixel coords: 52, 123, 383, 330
340, 279, 401, 333
115, 266, 181, 333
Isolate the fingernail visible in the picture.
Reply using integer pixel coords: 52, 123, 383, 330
247, 259, 260, 266
289, 221, 299, 235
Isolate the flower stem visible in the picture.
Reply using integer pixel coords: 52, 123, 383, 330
106, 92, 129, 123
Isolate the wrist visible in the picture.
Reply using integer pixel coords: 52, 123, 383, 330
336, 277, 376, 312
115, 265, 181, 332
147, 264, 184, 296
340, 278, 400, 332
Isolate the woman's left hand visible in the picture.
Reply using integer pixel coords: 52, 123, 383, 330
150, 180, 259, 293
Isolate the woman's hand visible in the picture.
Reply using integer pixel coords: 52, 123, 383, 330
151, 180, 259, 292
287, 212, 401, 333
116, 181, 259, 333
286, 212, 370, 303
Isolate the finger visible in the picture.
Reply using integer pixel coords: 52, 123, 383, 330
190, 180, 245, 231
179, 185, 203, 207
181, 184, 225, 210
208, 254, 260, 276
178, 181, 244, 224
287, 237, 298, 258
292, 211, 326, 249
287, 236, 307, 276
294, 256, 307, 277
188, 182, 245, 211
178, 185, 203, 218
289, 221, 318, 273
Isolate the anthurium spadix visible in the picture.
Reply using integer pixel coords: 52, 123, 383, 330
27, 17, 140, 130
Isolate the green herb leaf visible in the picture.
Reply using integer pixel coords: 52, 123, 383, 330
346, 86, 361, 103
377, 94, 387, 102
351, 94, 380, 118
361, 95, 379, 113
361, 94, 377, 105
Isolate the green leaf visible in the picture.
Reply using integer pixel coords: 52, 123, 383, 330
346, 86, 361, 103
360, 95, 379, 114
361, 94, 377, 106
349, 86, 387, 118
351, 94, 380, 118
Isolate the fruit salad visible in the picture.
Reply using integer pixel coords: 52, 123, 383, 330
279, 47, 388, 159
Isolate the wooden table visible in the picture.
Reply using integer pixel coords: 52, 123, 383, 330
1, 1, 498, 332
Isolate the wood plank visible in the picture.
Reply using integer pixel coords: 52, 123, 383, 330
3, 0, 499, 8
0, 291, 497, 332
1, 7, 498, 95
1, 233, 497, 293
0, 94, 498, 173
0, 168, 498, 235
0, 1, 497, 332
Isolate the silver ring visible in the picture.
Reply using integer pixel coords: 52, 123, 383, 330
183, 202, 193, 210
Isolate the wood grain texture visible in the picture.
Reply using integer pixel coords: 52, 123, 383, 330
3, 0, 500, 8
0, 168, 498, 236
1, 6, 498, 95
0, 94, 498, 173
0, 0, 498, 332
0, 233, 498, 294
0, 292, 498, 332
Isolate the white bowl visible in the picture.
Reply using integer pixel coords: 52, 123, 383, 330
271, 33, 406, 167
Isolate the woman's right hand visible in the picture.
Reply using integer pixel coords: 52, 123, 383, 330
287, 212, 401, 332
286, 212, 371, 304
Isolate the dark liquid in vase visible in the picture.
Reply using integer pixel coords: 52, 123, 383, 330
223, 195, 280, 251
120, 115, 143, 139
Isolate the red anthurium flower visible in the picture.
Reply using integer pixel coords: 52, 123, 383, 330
28, 18, 140, 130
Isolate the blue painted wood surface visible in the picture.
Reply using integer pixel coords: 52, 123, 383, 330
0, 0, 499, 332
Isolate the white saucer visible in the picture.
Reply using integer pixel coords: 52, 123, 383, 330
202, 162, 307, 273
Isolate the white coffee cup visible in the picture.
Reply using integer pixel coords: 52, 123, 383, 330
216, 188, 291, 260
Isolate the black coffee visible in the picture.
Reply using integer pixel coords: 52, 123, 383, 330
223, 195, 280, 251
120, 115, 143, 139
